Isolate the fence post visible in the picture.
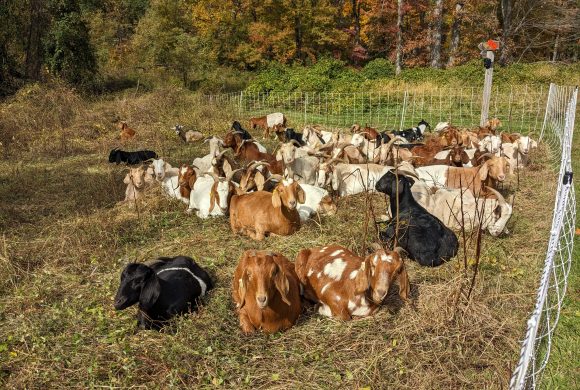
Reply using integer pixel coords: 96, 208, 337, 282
399, 90, 408, 131
304, 92, 308, 125
479, 49, 495, 126
539, 83, 555, 142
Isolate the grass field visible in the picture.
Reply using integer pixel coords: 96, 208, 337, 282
0, 84, 576, 388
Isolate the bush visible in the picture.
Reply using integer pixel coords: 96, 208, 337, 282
361, 58, 396, 79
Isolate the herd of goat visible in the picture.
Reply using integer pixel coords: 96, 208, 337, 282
110, 112, 538, 331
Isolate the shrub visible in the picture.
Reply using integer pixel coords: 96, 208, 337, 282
361, 58, 396, 79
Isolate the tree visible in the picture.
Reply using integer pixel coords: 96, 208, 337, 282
396, 0, 404, 74
430, 0, 444, 68
446, 2, 464, 67
44, 0, 97, 85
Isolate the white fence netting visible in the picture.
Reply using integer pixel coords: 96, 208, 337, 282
202, 83, 577, 388
510, 84, 577, 389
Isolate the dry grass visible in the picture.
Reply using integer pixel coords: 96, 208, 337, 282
0, 85, 559, 388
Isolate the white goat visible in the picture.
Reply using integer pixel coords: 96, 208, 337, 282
186, 172, 235, 218
151, 158, 188, 203
276, 141, 320, 184
296, 184, 337, 222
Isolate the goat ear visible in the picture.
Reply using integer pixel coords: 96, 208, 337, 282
223, 160, 232, 177
254, 171, 265, 191
209, 182, 219, 213
272, 189, 282, 208
397, 260, 410, 301
275, 149, 282, 161
274, 263, 291, 306
123, 173, 131, 184
139, 273, 161, 311
354, 257, 371, 294
461, 151, 470, 164
237, 270, 248, 309
296, 184, 306, 204
479, 162, 489, 180
188, 172, 197, 189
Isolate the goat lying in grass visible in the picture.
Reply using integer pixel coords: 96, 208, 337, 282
123, 165, 153, 202
114, 256, 213, 330
109, 149, 158, 165
295, 245, 409, 320
232, 250, 301, 334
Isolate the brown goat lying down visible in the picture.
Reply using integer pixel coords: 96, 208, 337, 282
232, 250, 302, 334
229, 178, 304, 240
295, 245, 409, 320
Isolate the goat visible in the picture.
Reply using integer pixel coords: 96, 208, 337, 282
283, 128, 306, 146
392, 119, 430, 142
376, 171, 459, 267
416, 155, 510, 196
303, 125, 333, 148
429, 145, 471, 167
223, 131, 268, 154
317, 160, 385, 196
479, 135, 503, 156
229, 178, 304, 240
123, 165, 153, 202
231, 121, 252, 140
192, 136, 224, 173
249, 112, 286, 139
232, 250, 301, 334
187, 171, 239, 218
276, 140, 320, 184
178, 165, 198, 203
173, 124, 203, 143
109, 149, 158, 165
427, 186, 513, 237
114, 256, 212, 330
119, 122, 136, 141
501, 135, 537, 173
151, 158, 188, 202
236, 140, 284, 174
351, 124, 380, 142
296, 184, 337, 222
295, 245, 409, 319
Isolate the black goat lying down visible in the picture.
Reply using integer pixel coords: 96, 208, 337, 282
114, 256, 213, 330
108, 149, 158, 165
231, 121, 252, 140
375, 171, 458, 267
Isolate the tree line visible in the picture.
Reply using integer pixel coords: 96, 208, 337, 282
0, 0, 578, 95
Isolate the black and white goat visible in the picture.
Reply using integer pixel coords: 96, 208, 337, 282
375, 170, 458, 267
113, 256, 213, 330
108, 149, 158, 165
392, 119, 431, 142
283, 128, 306, 146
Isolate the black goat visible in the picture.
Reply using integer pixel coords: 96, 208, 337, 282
392, 119, 431, 142
108, 149, 158, 165
113, 256, 213, 330
231, 121, 252, 140
174, 124, 186, 143
375, 171, 458, 267
284, 128, 306, 146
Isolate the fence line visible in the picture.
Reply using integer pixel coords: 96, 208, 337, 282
201, 84, 577, 389
509, 84, 577, 389
203, 85, 546, 134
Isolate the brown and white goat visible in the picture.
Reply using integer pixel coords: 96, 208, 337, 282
249, 113, 286, 139
295, 245, 409, 320
236, 140, 284, 175
229, 178, 304, 240
177, 164, 198, 201
232, 250, 301, 334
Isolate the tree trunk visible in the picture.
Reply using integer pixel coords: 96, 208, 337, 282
446, 2, 464, 67
430, 0, 444, 68
499, 0, 513, 65
291, 0, 303, 62
396, 0, 403, 75
24, 0, 44, 80
351, 0, 361, 46
552, 33, 560, 62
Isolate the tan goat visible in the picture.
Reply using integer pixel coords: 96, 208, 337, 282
232, 250, 302, 334
229, 178, 305, 240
